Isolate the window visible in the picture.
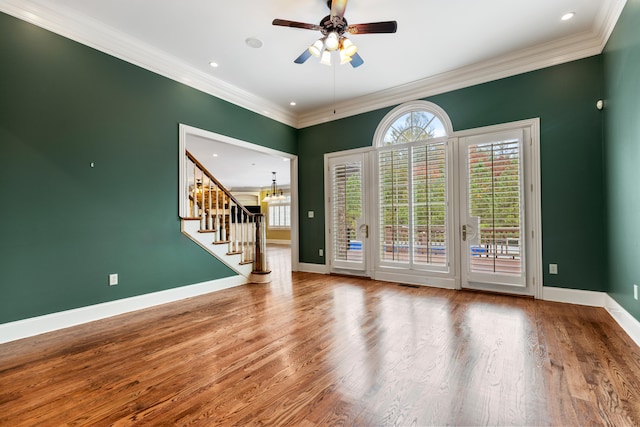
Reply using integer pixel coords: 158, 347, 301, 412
267, 196, 291, 229
375, 101, 452, 271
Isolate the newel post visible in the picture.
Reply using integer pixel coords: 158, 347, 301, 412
252, 214, 270, 274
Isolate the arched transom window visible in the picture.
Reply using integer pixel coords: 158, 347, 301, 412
382, 110, 448, 145
376, 101, 452, 147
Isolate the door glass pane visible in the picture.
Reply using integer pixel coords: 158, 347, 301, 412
332, 161, 363, 263
413, 142, 447, 266
379, 149, 409, 262
467, 139, 522, 275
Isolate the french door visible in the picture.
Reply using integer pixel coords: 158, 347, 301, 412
326, 152, 370, 275
459, 128, 531, 294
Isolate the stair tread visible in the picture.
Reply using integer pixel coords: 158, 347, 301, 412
198, 229, 218, 233
239, 261, 253, 265
213, 241, 230, 245
227, 251, 242, 255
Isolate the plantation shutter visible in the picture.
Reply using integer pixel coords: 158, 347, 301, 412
379, 148, 410, 263
467, 138, 522, 275
412, 141, 447, 266
331, 160, 363, 266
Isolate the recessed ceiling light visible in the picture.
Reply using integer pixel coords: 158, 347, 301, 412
212, 153, 218, 157
290, 101, 297, 106
209, 61, 219, 68
561, 12, 575, 21
245, 37, 263, 49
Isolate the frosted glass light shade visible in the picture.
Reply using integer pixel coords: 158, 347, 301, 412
341, 38, 357, 56
325, 32, 339, 51
320, 50, 332, 66
308, 39, 324, 57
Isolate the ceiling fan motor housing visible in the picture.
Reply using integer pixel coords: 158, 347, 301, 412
320, 15, 348, 36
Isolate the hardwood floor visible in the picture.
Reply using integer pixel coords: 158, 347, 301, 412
2, 246, 640, 426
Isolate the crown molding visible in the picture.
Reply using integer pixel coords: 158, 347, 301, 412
594, 0, 628, 51
0, 0, 298, 128
296, 31, 604, 128
2, 0, 626, 130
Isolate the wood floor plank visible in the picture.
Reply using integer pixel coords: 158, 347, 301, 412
2, 245, 640, 426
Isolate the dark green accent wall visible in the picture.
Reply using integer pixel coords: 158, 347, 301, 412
0, 13, 296, 324
298, 57, 606, 292
603, 0, 640, 321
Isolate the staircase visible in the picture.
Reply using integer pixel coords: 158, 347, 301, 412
181, 150, 271, 284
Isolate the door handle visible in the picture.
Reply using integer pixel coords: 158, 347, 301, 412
462, 225, 467, 241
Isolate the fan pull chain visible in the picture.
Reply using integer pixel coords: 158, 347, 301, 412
333, 63, 337, 115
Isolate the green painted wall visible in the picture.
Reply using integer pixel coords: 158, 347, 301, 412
603, 0, 640, 321
298, 56, 606, 292
0, 13, 296, 324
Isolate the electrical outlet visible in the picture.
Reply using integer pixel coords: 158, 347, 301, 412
109, 273, 118, 286
634, 284, 638, 301
549, 264, 558, 275
308, 211, 315, 218
319, 249, 324, 257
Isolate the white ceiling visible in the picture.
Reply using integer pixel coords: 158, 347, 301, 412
0, 0, 625, 189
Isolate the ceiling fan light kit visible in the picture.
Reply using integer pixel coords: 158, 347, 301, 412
272, 0, 397, 68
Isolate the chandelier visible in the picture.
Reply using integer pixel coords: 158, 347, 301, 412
262, 172, 286, 202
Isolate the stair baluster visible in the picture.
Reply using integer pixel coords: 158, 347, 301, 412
215, 185, 220, 241
207, 179, 213, 230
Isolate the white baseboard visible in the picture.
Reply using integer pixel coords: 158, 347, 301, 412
542, 286, 607, 307
266, 239, 291, 245
297, 262, 329, 274
543, 286, 640, 347
605, 294, 640, 347
0, 275, 247, 344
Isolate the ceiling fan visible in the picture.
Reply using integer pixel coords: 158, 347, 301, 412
272, 0, 397, 68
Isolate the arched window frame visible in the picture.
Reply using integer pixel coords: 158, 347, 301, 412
373, 100, 453, 148
372, 101, 454, 273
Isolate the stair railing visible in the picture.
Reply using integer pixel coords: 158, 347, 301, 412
185, 150, 269, 274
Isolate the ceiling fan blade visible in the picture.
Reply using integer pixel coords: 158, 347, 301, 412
330, 0, 348, 19
272, 19, 321, 31
347, 21, 398, 34
294, 49, 312, 64
350, 52, 364, 68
